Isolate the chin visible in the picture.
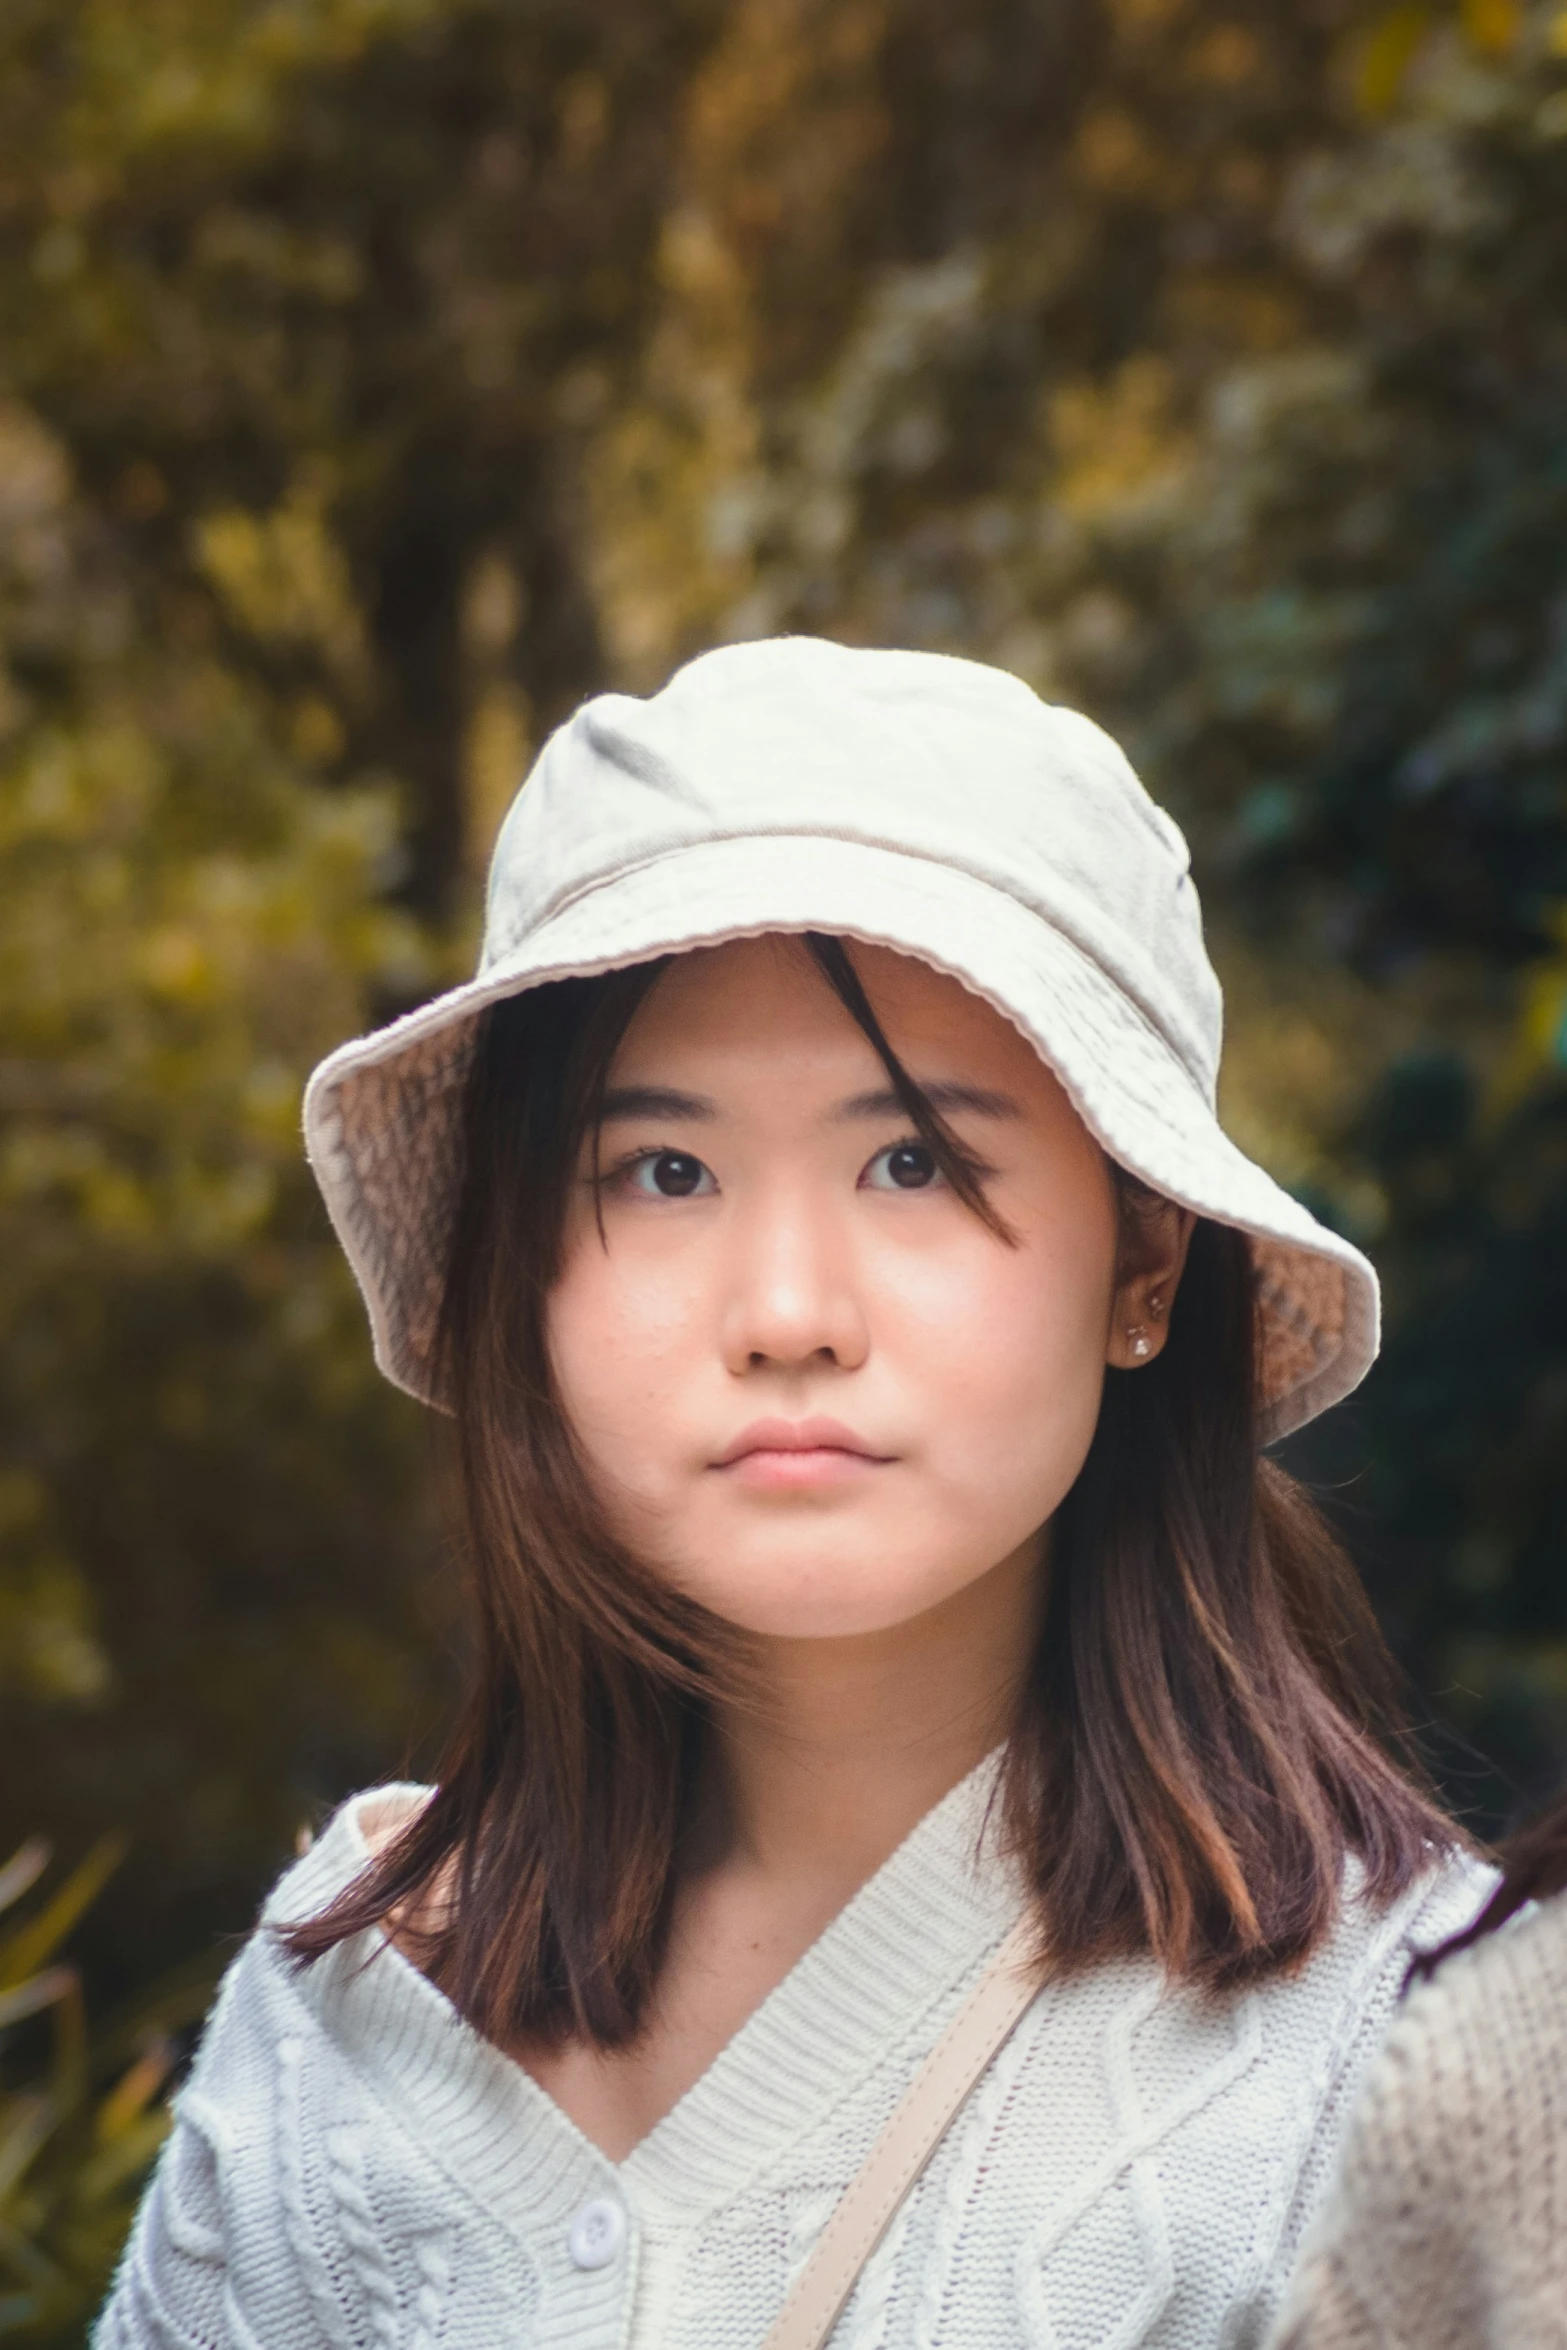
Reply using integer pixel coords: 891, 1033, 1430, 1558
676, 1550, 988, 1643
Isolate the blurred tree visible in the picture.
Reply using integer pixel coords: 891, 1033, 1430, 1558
1110, 5, 1567, 1811
0, 0, 719, 1996
0, 0, 719, 910
0, 382, 447, 1997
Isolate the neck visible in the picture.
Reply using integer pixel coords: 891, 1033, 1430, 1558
700, 1534, 1043, 1901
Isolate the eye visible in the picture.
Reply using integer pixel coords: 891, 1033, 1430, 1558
624, 1149, 716, 1199
862, 1140, 943, 1192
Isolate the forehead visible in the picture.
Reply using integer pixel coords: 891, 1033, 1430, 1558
611, 934, 1050, 1093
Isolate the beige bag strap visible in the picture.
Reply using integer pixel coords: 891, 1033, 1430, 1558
759, 1916, 1039, 2350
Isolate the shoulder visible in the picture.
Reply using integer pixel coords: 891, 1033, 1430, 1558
1369, 1882, 1567, 2139
1292, 1846, 1498, 2096
1200, 1849, 1491, 2160
173, 1783, 437, 2099
1272, 1845, 1496, 2041
1291, 1845, 1498, 2120
1416, 1876, 1567, 2025
1380, 1843, 1499, 1956
1345, 1844, 1497, 1986
1239, 1853, 1493, 2225
1392, 1844, 1502, 1968
95, 1788, 510, 2350
260, 1780, 434, 1928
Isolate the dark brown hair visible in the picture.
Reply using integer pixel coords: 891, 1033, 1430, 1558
286, 936, 1460, 2041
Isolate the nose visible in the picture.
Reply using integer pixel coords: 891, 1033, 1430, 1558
719, 1186, 870, 1377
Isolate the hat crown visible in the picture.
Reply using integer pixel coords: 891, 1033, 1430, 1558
484, 637, 1222, 1099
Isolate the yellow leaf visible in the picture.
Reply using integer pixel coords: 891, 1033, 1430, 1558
94, 2041, 176, 2148
0, 1841, 51, 1921
1355, 5, 1432, 117
0, 1963, 75, 2031
1461, 0, 1520, 54
0, 1838, 124, 1995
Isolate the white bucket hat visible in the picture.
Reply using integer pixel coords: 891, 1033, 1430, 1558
304, 636, 1377, 1443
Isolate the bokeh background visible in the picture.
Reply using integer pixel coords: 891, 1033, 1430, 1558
4, 0, 1567, 2330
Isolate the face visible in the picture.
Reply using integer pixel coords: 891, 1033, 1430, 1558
547, 937, 1183, 1642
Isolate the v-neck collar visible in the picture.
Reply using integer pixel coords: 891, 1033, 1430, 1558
267, 1750, 1023, 2238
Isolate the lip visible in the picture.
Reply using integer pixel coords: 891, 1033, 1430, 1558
711, 1416, 895, 1489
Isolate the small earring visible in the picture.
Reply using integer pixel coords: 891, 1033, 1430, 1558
1127, 1326, 1151, 1360
1147, 1291, 1165, 1320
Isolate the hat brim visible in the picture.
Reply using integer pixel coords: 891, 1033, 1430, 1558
304, 832, 1377, 1444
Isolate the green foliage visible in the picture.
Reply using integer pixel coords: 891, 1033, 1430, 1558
1087, 0, 1567, 1802
0, 369, 450, 1991
0, 1838, 211, 2343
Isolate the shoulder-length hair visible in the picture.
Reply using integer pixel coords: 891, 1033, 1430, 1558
285, 935, 1461, 2045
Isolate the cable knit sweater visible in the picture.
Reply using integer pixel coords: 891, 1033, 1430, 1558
96, 1762, 1488, 2350
1267, 1886, 1567, 2350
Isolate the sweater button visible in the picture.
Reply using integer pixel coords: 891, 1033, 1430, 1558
567, 2195, 626, 2271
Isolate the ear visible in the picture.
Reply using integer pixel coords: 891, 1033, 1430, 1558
1107, 1199, 1196, 1371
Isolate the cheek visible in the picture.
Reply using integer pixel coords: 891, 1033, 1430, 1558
546, 1228, 696, 1486
887, 1215, 1116, 1496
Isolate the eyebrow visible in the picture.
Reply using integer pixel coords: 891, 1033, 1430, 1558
598, 1085, 719, 1122
830, 1082, 1024, 1124
596, 1078, 1025, 1127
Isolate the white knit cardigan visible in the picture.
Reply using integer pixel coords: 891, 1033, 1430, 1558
96, 1762, 1488, 2350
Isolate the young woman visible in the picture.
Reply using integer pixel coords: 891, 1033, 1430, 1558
98, 638, 1488, 2350
1268, 1790, 1567, 2349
